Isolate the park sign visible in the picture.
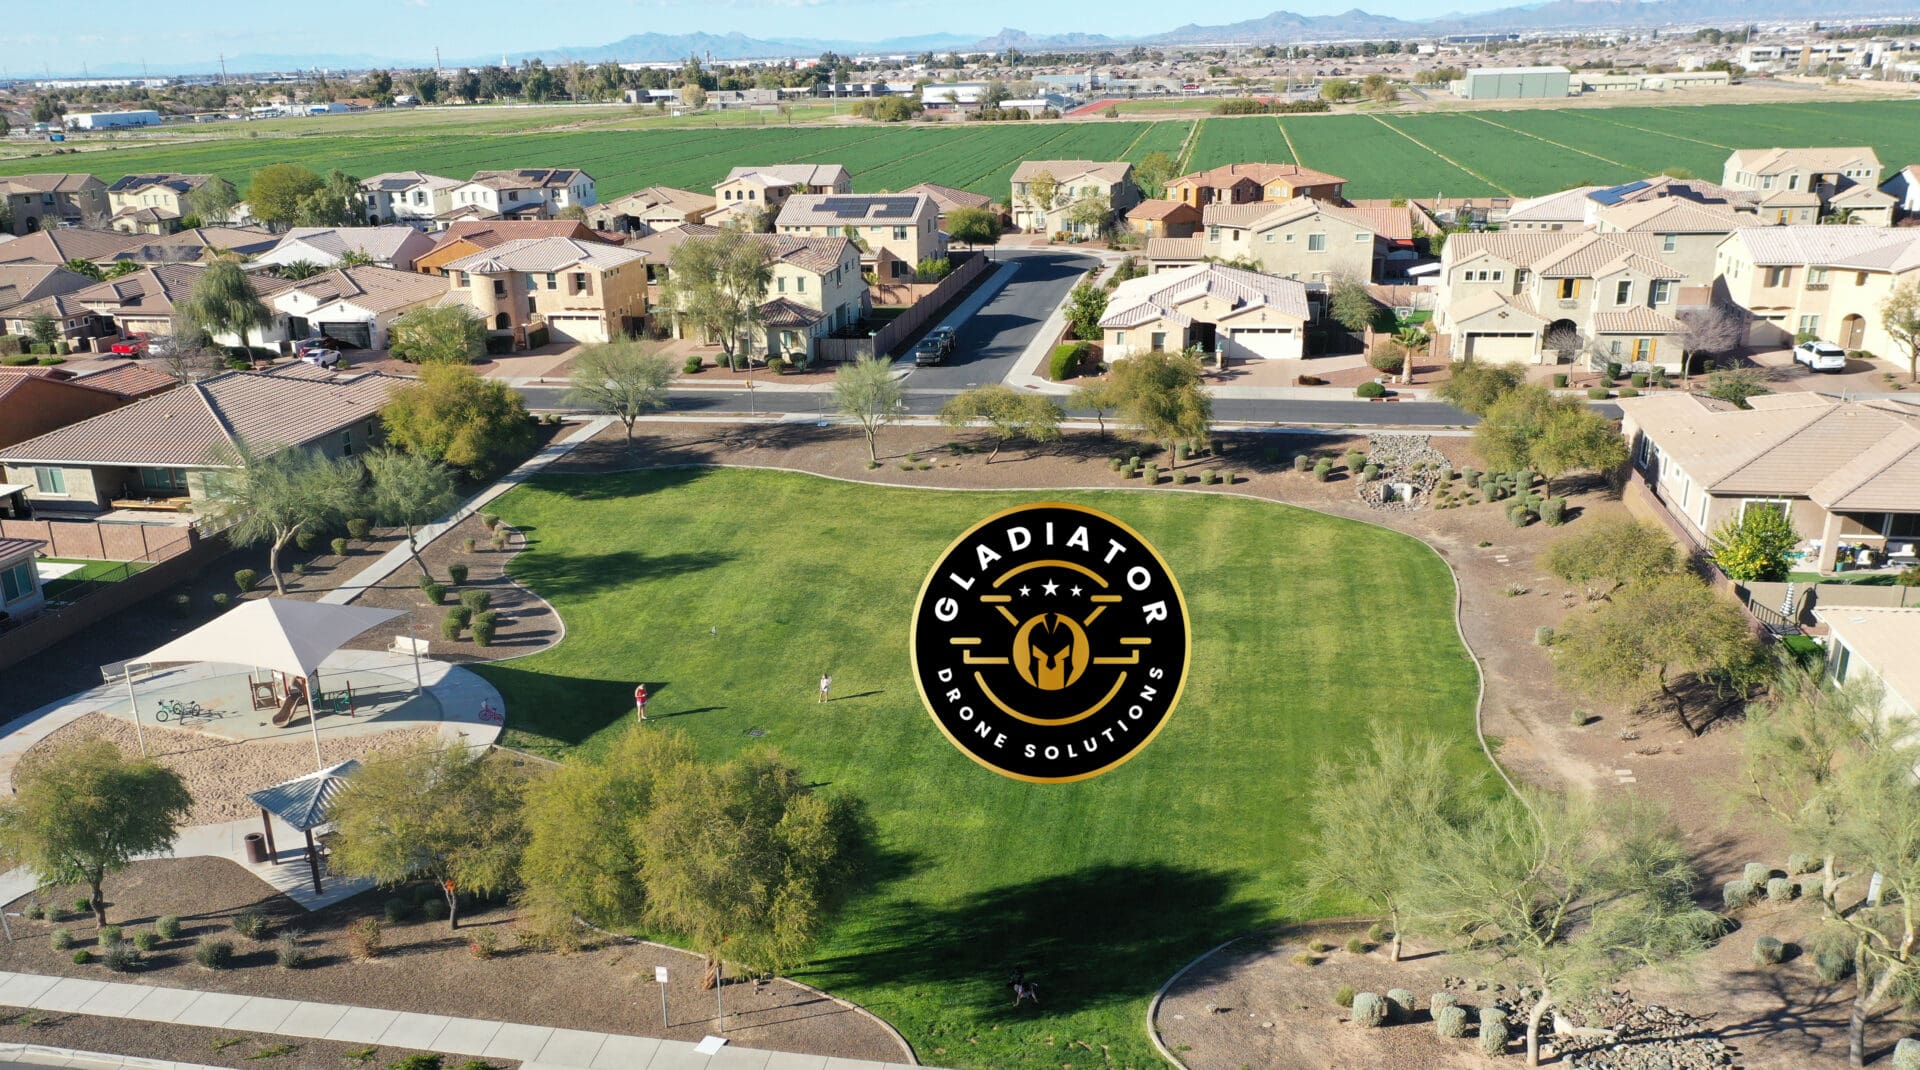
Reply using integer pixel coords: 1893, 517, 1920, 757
910, 503, 1190, 783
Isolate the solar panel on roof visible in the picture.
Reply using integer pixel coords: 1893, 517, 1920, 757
1589, 180, 1652, 207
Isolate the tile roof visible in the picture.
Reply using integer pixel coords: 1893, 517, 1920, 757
466, 168, 592, 190
1204, 197, 1412, 242
1497, 231, 1683, 280
0, 370, 403, 468
1591, 306, 1686, 334
720, 164, 849, 188
1596, 175, 1756, 209
445, 236, 645, 274
358, 171, 462, 194
1446, 288, 1549, 326
1144, 236, 1204, 262
0, 372, 126, 409
1727, 146, 1881, 177
1505, 187, 1602, 223
0, 265, 99, 317
1100, 262, 1310, 329
1594, 198, 1746, 234
68, 263, 289, 318
775, 193, 937, 227
0, 538, 45, 561
1011, 160, 1133, 184
1445, 230, 1590, 270
1169, 162, 1346, 189
270, 265, 450, 315
435, 220, 600, 247
1728, 225, 1920, 273
113, 226, 280, 264
594, 185, 716, 217
267, 227, 428, 263
1127, 199, 1198, 222
759, 297, 827, 327
898, 183, 993, 212
106, 173, 213, 195
112, 206, 181, 224
68, 362, 178, 397
0, 174, 102, 194
0, 228, 142, 266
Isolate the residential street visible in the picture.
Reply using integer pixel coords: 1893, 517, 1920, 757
903, 248, 1102, 390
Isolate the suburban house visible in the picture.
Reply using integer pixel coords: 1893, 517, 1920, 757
1164, 163, 1347, 209
0, 537, 47, 626
1432, 230, 1689, 368
652, 226, 867, 364
447, 169, 597, 221
412, 220, 604, 277
57, 362, 178, 399
252, 226, 439, 273
106, 174, 216, 234
1721, 147, 1894, 225
0, 264, 113, 349
1503, 186, 1602, 231
442, 236, 647, 346
584, 186, 716, 236
0, 369, 400, 515
774, 193, 944, 281
1713, 225, 1920, 354
359, 172, 463, 227
1126, 200, 1203, 239
1099, 263, 1315, 362
1147, 199, 1416, 283
897, 183, 994, 229
107, 226, 281, 267
1009, 161, 1140, 236
1882, 165, 1920, 219
711, 165, 852, 226
267, 266, 450, 350
1813, 607, 1920, 724
0, 372, 145, 449
0, 228, 142, 267
1591, 197, 1749, 283
1505, 176, 1760, 232
1, 175, 109, 234
1620, 391, 1920, 573
62, 264, 294, 345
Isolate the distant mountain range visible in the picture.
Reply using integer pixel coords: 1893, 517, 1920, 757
55, 0, 1920, 78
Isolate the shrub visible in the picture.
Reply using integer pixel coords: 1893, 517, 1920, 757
346, 518, 372, 539
445, 605, 472, 629
1540, 497, 1567, 526
1048, 344, 1085, 381
1767, 877, 1795, 902
1815, 946, 1854, 983
1314, 460, 1334, 483
1142, 464, 1159, 484
156, 916, 181, 940
1366, 921, 1387, 942
423, 582, 446, 605
71, 949, 91, 965
172, 593, 191, 617
292, 563, 308, 576
1605, 361, 1622, 380
101, 941, 140, 972
331, 537, 349, 556
1170, 469, 1187, 485
447, 563, 468, 585
1586, 386, 1611, 400
1507, 503, 1535, 527
1356, 381, 1387, 399
276, 932, 308, 969
479, 512, 500, 530
50, 929, 73, 951
1293, 454, 1313, 472
389, 1057, 444, 1070
1552, 373, 1568, 388
468, 930, 499, 960
1618, 388, 1640, 398
1435, 1004, 1468, 1038
231, 909, 270, 940
1744, 863, 1772, 885
1351, 992, 1387, 1028
1479, 1008, 1510, 1055
234, 569, 258, 593
100, 925, 124, 945
347, 918, 383, 961
1345, 450, 1366, 471
1310, 941, 1333, 954
1334, 984, 1356, 1008
460, 589, 491, 613
1895, 1038, 1920, 1070
23, 902, 43, 920
682, 355, 703, 374
462, 537, 476, 553
1430, 992, 1457, 1012
1723, 879, 1756, 908
1386, 989, 1415, 1021
1200, 470, 1218, 485
1535, 626, 1556, 646
132, 930, 159, 952
295, 531, 319, 552
1753, 935, 1786, 965
1345, 936, 1369, 954
1290, 950, 1317, 966
1630, 373, 1648, 388
472, 611, 498, 647
1361, 463, 1379, 482
383, 897, 416, 924
1571, 710, 1590, 727
1788, 852, 1814, 876
194, 938, 234, 969
441, 614, 464, 641
421, 896, 449, 923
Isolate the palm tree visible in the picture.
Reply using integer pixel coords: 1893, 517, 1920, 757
1393, 325, 1428, 386
184, 260, 270, 358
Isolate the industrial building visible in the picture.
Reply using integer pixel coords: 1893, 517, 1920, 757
1449, 66, 1570, 100
63, 110, 161, 130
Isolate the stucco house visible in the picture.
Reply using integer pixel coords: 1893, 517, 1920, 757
775, 193, 944, 281
0, 264, 109, 347
1722, 147, 1893, 225
1126, 199, 1202, 240
1813, 606, 1920, 725
0, 537, 47, 625
897, 183, 995, 229
0, 371, 143, 450
447, 169, 597, 222
268, 266, 450, 350
711, 165, 851, 226
1882, 165, 1920, 220
1, 175, 108, 235
252, 226, 439, 273
359, 172, 463, 228
0, 228, 142, 268
1099, 263, 1314, 362
413, 220, 605, 277
584, 186, 715, 236
1591, 198, 1749, 283
1714, 225, 1920, 354
1009, 160, 1140, 237
652, 225, 867, 364
1148, 198, 1412, 283
60, 264, 294, 345
106, 174, 216, 235
442, 236, 647, 346
1164, 163, 1346, 209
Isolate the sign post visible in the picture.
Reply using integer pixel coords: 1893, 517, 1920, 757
715, 960, 723, 1031
634, 684, 649, 723
655, 965, 669, 1027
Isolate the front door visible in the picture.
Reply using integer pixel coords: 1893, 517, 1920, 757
1842, 314, 1865, 350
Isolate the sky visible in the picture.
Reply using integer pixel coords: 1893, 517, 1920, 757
11, 0, 1511, 74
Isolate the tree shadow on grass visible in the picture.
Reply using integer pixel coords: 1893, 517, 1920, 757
508, 549, 732, 602
473, 664, 654, 751
801, 862, 1262, 1021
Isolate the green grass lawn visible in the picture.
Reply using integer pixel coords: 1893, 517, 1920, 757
475, 467, 1480, 1069
38, 557, 151, 600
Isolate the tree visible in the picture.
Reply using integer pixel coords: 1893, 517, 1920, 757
247, 163, 325, 231
658, 227, 773, 371
329, 741, 526, 931
833, 357, 906, 466
1300, 727, 1484, 962
1064, 193, 1111, 236
1436, 360, 1522, 415
1539, 517, 1679, 599
1552, 572, 1760, 736
1411, 791, 1722, 1067
1134, 150, 1178, 200
365, 449, 459, 584
296, 169, 365, 228
566, 339, 675, 449
1530, 399, 1628, 496
388, 304, 487, 365
186, 176, 240, 226
639, 747, 864, 981
62, 258, 103, 281
1065, 281, 1108, 341
1025, 170, 1060, 219
1391, 325, 1426, 385
25, 312, 60, 349
0, 739, 191, 928
335, 248, 376, 269
1702, 367, 1770, 409
940, 385, 1063, 463
30, 97, 58, 124
946, 206, 1001, 249
183, 258, 270, 353
1882, 278, 1920, 384
1328, 274, 1381, 335
381, 363, 534, 478
1543, 324, 1587, 364
1672, 303, 1747, 380
1320, 77, 1361, 101
681, 84, 708, 110
158, 312, 224, 383
1108, 349, 1213, 458
1708, 502, 1799, 581
198, 443, 364, 594
1068, 376, 1124, 436
272, 259, 327, 282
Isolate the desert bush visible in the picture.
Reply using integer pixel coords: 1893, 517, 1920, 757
1540, 497, 1567, 526
132, 930, 159, 952
460, 589, 491, 613
1462, 467, 1481, 487
440, 614, 464, 640
1753, 935, 1786, 965
1815, 946, 1854, 983
479, 512, 500, 530
1345, 450, 1367, 471
1571, 710, 1591, 727
231, 909, 270, 940
295, 532, 318, 552
462, 537, 476, 553
71, 949, 91, 965
1334, 984, 1356, 1008
1199, 470, 1217, 486
1142, 463, 1159, 484
447, 563, 468, 585
1430, 992, 1457, 1011
101, 941, 140, 972
472, 611, 498, 647
234, 569, 258, 593
1507, 503, 1535, 527
1744, 863, 1773, 885
1362, 463, 1380, 482
156, 916, 181, 940
100, 925, 123, 945
421, 896, 450, 922
1351, 992, 1387, 1027
423, 582, 446, 604
347, 918, 383, 960
194, 938, 233, 969
276, 932, 308, 969
1435, 1004, 1468, 1038
1767, 877, 1795, 902
1356, 381, 1387, 399
1893, 1038, 1920, 1070
389, 1057, 443, 1070
1535, 625, 1555, 646
1291, 950, 1317, 966
1552, 373, 1569, 388
1293, 454, 1313, 472
23, 902, 43, 920
331, 537, 349, 556
1170, 469, 1187, 485
682, 355, 703, 374
383, 897, 416, 924
1723, 879, 1756, 909
1586, 386, 1611, 400
1480, 1008, 1510, 1055
1788, 853, 1814, 876
468, 930, 499, 960
1618, 387, 1640, 398
1310, 941, 1333, 954
1345, 937, 1369, 954
1314, 460, 1334, 483
1386, 989, 1415, 1021
50, 929, 73, 951
346, 518, 372, 539
1220, 471, 1235, 485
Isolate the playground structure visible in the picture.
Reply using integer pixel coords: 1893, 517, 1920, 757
253, 672, 359, 729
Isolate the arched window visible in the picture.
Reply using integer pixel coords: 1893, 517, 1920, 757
495, 312, 510, 331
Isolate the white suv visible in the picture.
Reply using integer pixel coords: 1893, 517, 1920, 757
1793, 340, 1848, 373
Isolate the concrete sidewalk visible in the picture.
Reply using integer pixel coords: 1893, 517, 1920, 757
0, 972, 935, 1070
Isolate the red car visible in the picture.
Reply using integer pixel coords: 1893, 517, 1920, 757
109, 336, 149, 357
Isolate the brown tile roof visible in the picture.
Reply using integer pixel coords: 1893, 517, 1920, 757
271, 265, 450, 315
69, 362, 177, 398
1101, 262, 1311, 328
1594, 198, 1746, 234
721, 164, 849, 189
445, 236, 645, 274
594, 186, 715, 217
1728, 146, 1881, 177
1011, 160, 1133, 185
1590, 307, 1685, 334
1128, 199, 1200, 222
112, 226, 281, 264
899, 183, 993, 213
0, 174, 102, 194
68, 263, 288, 319
0, 265, 99, 317
435, 220, 600, 246
1169, 161, 1345, 190
0, 228, 143, 266
1203, 197, 1409, 241
759, 297, 827, 327
1145, 236, 1204, 262
467, 168, 593, 190
776, 193, 937, 228
0, 370, 403, 468
0, 538, 46, 560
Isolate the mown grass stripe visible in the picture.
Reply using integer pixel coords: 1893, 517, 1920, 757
1370, 115, 1515, 197
1275, 116, 1305, 169
1461, 112, 1641, 174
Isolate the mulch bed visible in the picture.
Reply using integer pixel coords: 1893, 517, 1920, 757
341, 515, 559, 665
0, 1006, 511, 1070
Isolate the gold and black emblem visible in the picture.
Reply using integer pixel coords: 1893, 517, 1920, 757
910, 502, 1190, 782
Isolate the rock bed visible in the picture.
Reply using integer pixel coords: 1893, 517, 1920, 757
1357, 434, 1454, 511
1560, 994, 1737, 1069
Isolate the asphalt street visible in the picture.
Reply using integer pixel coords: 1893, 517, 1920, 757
902, 248, 1102, 390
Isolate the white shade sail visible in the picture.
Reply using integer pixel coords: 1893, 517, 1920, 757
139, 598, 404, 679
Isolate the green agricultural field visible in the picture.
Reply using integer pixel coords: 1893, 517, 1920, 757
2, 99, 1915, 204
474, 466, 1481, 1070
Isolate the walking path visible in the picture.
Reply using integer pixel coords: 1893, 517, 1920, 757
0, 971, 937, 1070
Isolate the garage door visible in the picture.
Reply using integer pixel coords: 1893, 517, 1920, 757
1227, 328, 1298, 361
1464, 332, 1536, 364
544, 316, 609, 344
318, 321, 372, 350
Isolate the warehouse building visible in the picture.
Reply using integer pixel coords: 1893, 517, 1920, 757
1449, 66, 1571, 100
64, 110, 161, 130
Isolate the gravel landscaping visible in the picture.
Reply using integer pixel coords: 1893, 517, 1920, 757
0, 1006, 514, 1070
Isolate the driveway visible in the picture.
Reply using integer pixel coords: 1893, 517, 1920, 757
905, 248, 1102, 391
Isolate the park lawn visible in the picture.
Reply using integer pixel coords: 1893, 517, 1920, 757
38, 557, 151, 600
476, 467, 1480, 1070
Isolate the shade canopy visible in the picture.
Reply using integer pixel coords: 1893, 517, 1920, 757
248, 759, 361, 832
139, 598, 403, 680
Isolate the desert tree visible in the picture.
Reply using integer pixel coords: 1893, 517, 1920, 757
388, 304, 487, 364
1108, 349, 1213, 460
329, 740, 527, 931
158, 312, 225, 382
0, 739, 191, 928
1539, 517, 1680, 599
1702, 367, 1771, 409
940, 385, 1064, 463
1065, 280, 1108, 341
1328, 273, 1382, 336
186, 176, 240, 225
1672, 302, 1747, 380
1882, 278, 1920, 384
246, 163, 325, 231
1134, 150, 1177, 199
1435, 360, 1523, 416
1068, 375, 1124, 436
832, 356, 906, 466
1064, 193, 1111, 237
24, 312, 60, 350
364, 449, 460, 584
183, 259, 270, 354
1024, 170, 1060, 222
1707, 503, 1799, 582
567, 339, 675, 448
381, 363, 534, 478
659, 226, 773, 371
1543, 324, 1587, 365
1552, 572, 1760, 736
1476, 385, 1626, 493
197, 442, 364, 594
1392, 325, 1427, 385
946, 206, 1001, 250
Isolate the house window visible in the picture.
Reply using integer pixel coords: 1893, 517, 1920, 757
32, 467, 64, 495
1, 560, 34, 605
1557, 279, 1577, 300
1651, 280, 1674, 304
1799, 315, 1820, 335
1740, 499, 1790, 521
1353, 231, 1368, 243
342, 431, 354, 457
1633, 338, 1656, 361
572, 272, 587, 292
139, 468, 187, 493
1764, 267, 1790, 287
1858, 272, 1870, 287
1615, 280, 1633, 305
1661, 234, 1677, 253
1284, 233, 1295, 243
1516, 269, 1529, 286
544, 273, 558, 290
1307, 233, 1327, 252
1609, 339, 1623, 356
1264, 232, 1274, 243
797, 277, 807, 293
493, 280, 506, 297
1808, 268, 1828, 286
1208, 226, 1220, 241
893, 226, 907, 240
1150, 331, 1167, 351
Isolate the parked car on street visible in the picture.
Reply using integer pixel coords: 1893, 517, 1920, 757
912, 338, 947, 367
108, 336, 149, 357
928, 326, 957, 354
1793, 339, 1848, 373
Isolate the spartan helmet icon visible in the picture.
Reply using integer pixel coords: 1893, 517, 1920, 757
1013, 612, 1091, 692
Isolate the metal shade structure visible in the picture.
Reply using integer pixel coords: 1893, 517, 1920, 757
247, 759, 362, 894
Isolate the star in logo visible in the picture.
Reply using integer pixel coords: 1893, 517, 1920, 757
1042, 579, 1059, 596
1019, 586, 1031, 596
1070, 585, 1083, 597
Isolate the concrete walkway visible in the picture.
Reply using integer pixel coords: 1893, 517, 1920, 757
0, 972, 936, 1070
322, 416, 615, 606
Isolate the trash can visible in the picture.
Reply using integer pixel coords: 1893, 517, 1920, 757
243, 832, 268, 864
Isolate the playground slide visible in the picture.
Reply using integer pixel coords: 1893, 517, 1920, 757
271, 680, 306, 729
